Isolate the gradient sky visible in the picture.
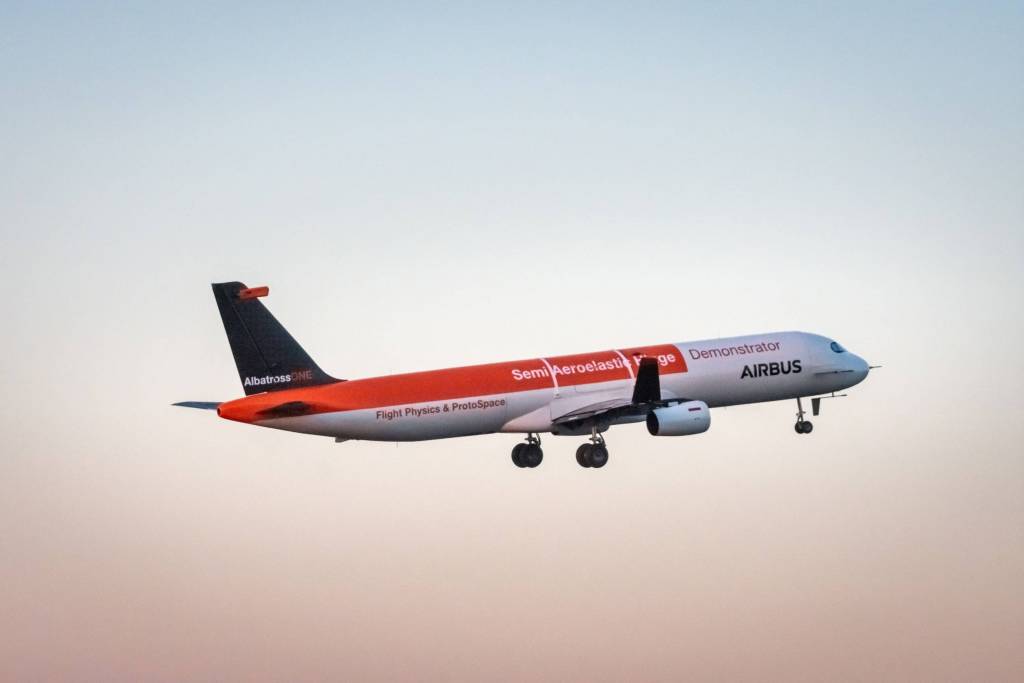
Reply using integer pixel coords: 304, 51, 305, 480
2, 2, 1022, 681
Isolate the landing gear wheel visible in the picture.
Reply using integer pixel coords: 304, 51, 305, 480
578, 426, 610, 468
522, 444, 543, 468
576, 443, 609, 468
588, 444, 609, 468
513, 434, 543, 468
511, 443, 527, 467
576, 444, 592, 468
794, 421, 814, 434
793, 398, 814, 435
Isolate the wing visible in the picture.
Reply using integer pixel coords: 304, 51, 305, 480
552, 396, 637, 423
551, 357, 691, 426
172, 401, 222, 410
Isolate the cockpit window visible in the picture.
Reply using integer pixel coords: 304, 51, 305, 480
830, 341, 846, 353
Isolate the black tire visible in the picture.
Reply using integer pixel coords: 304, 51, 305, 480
523, 444, 543, 468
511, 443, 527, 467
802, 421, 813, 434
576, 444, 592, 468
795, 422, 804, 434
589, 444, 609, 468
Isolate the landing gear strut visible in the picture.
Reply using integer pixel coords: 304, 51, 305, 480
794, 397, 814, 434
512, 434, 543, 468
576, 427, 609, 468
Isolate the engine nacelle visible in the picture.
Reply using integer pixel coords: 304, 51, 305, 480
646, 401, 710, 436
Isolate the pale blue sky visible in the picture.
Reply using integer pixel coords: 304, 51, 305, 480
2, 3, 1022, 680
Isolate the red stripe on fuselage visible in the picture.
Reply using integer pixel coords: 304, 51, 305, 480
619, 344, 688, 375
218, 344, 688, 424
545, 350, 631, 386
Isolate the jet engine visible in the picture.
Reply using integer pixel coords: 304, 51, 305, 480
646, 401, 710, 436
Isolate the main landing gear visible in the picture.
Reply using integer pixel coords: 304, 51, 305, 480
794, 397, 814, 434
576, 427, 609, 468
512, 434, 543, 468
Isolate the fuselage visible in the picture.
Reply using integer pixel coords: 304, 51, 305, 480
217, 331, 869, 441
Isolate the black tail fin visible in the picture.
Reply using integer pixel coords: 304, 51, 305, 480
212, 282, 340, 395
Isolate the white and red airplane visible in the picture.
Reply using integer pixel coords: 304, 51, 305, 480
176, 282, 873, 468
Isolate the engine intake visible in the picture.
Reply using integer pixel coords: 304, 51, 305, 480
646, 401, 710, 436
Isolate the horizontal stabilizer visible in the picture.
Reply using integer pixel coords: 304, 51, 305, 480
173, 401, 222, 410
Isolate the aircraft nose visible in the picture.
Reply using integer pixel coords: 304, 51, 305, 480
849, 353, 870, 384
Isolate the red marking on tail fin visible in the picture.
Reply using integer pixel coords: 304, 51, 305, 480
237, 286, 269, 300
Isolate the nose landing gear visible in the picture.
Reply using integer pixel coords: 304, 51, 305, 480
576, 427, 609, 468
512, 434, 543, 468
794, 397, 814, 434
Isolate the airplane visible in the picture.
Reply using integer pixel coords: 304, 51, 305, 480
175, 282, 874, 468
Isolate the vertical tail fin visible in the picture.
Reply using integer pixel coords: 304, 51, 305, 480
212, 281, 340, 395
